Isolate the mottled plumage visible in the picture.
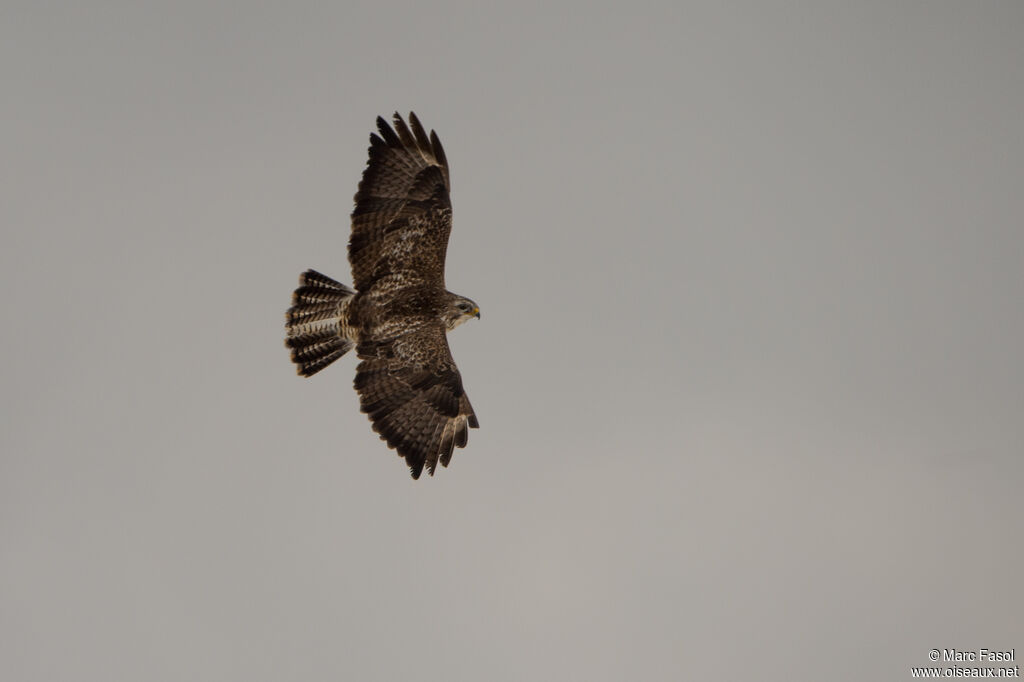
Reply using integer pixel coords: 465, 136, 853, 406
285, 113, 480, 479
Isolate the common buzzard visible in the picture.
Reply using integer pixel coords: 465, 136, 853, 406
285, 112, 480, 479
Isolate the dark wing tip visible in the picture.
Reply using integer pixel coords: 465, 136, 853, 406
430, 129, 448, 170
407, 112, 431, 150
376, 115, 401, 146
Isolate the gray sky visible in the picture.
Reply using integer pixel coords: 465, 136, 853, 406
2, 2, 1022, 680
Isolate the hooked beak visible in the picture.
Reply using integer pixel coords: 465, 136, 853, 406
473, 307, 480, 320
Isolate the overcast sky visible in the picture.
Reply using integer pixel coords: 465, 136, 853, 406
2, 2, 1022, 681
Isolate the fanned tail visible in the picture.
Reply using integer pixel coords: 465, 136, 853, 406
285, 270, 356, 377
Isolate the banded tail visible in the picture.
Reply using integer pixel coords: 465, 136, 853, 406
285, 270, 356, 377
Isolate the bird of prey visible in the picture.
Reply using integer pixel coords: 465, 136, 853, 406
285, 112, 480, 479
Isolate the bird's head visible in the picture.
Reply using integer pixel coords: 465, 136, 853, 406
444, 294, 480, 330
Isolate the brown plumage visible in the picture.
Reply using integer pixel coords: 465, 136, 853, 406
285, 113, 480, 479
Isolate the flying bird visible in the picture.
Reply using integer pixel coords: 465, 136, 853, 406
285, 112, 480, 479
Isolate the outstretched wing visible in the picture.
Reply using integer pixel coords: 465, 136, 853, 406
348, 112, 452, 294
354, 324, 479, 479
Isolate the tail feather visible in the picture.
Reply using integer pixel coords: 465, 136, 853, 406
287, 303, 343, 326
285, 270, 356, 377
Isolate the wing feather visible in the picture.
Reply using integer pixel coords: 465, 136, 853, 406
353, 324, 478, 478
349, 112, 452, 295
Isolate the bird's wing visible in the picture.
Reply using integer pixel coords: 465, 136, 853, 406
348, 112, 452, 295
354, 323, 478, 479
